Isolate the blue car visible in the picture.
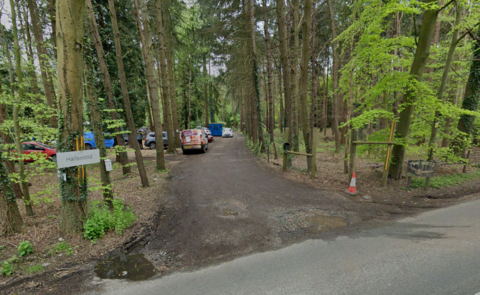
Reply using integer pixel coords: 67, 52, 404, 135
84, 131, 115, 149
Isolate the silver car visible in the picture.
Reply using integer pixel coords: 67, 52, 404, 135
222, 128, 233, 138
144, 132, 168, 149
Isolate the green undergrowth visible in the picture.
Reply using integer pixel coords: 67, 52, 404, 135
407, 169, 480, 189
84, 199, 137, 241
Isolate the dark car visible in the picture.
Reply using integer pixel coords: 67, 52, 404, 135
144, 132, 168, 149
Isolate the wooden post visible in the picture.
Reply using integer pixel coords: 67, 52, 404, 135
284, 127, 291, 167
283, 150, 287, 172
382, 121, 395, 187
348, 128, 357, 183
273, 142, 278, 159
406, 176, 412, 191
424, 177, 430, 191
310, 129, 317, 179
267, 144, 270, 163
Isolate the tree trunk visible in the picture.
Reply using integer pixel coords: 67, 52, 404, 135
57, 0, 87, 233
299, 0, 312, 169
84, 65, 114, 206
108, 0, 149, 187
263, 0, 274, 142
326, 0, 341, 151
249, 0, 263, 148
155, 0, 175, 154
389, 2, 440, 178
162, 1, 181, 148
455, 27, 480, 152
47, 0, 57, 57
291, 0, 300, 151
27, 0, 58, 128
10, 0, 34, 216
275, 0, 292, 143
19, 5, 40, 98
86, 0, 130, 175
0, 84, 24, 236
427, 3, 463, 160
139, 0, 167, 171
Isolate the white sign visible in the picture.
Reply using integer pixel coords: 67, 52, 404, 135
104, 159, 113, 172
57, 149, 101, 169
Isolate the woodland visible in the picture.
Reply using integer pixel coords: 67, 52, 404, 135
0, 0, 479, 251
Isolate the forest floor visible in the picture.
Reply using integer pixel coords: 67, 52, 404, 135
2, 131, 479, 294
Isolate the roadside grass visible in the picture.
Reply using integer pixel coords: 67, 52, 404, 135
406, 169, 480, 189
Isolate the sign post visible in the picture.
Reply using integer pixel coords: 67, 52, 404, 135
406, 160, 437, 190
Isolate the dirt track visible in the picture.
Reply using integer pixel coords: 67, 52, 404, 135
137, 133, 415, 274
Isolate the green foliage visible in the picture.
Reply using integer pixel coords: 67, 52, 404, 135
0, 262, 14, 277
49, 241, 74, 256
84, 199, 136, 241
17, 241, 33, 257
407, 169, 480, 189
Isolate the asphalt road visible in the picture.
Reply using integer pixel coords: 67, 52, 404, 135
99, 185, 480, 294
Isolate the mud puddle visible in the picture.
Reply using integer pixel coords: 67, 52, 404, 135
95, 253, 155, 281
305, 215, 347, 234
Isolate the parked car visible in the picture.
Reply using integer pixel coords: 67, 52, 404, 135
20, 142, 57, 162
144, 132, 169, 149
181, 129, 208, 154
222, 128, 233, 138
84, 131, 115, 149
203, 128, 212, 136
207, 134, 214, 142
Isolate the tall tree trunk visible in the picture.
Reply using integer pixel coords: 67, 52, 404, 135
155, 0, 175, 154
19, 5, 40, 98
162, 1, 181, 148
299, 0, 312, 167
86, 0, 130, 175
326, 0, 341, 151
249, 0, 263, 148
84, 65, 114, 206
427, 3, 463, 160
389, 1, 441, 178
47, 0, 57, 57
263, 0, 274, 142
57, 0, 87, 233
108, 0, 149, 187
276, 0, 292, 144
203, 53, 209, 128
455, 27, 480, 153
291, 0, 300, 151
27, 0, 58, 128
0, 83, 24, 236
139, 0, 167, 171
10, 0, 34, 216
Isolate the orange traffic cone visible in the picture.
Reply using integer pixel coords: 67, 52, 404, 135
345, 172, 358, 196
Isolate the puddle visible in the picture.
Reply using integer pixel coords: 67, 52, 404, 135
305, 215, 347, 234
223, 208, 238, 216
95, 253, 155, 281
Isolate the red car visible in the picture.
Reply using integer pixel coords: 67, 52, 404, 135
208, 134, 214, 142
21, 142, 57, 162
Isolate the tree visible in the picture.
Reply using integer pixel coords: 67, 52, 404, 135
139, 0, 167, 171
108, 0, 149, 187
57, 0, 87, 233
389, 1, 442, 179
86, 0, 131, 175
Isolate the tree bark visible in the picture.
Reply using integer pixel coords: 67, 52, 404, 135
326, 0, 341, 151
138, 0, 167, 171
57, 0, 87, 233
154, 0, 175, 154
162, 1, 181, 148
10, 0, 34, 216
86, 0, 130, 175
27, 0, 58, 128
47, 0, 57, 57
108, 0, 149, 187
291, 0, 300, 151
276, 0, 292, 143
389, 2, 440, 178
299, 0, 313, 169
263, 0, 274, 142
427, 3, 463, 160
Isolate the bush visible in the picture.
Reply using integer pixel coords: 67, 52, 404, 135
18, 241, 34, 257
84, 199, 136, 241
0, 262, 14, 277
